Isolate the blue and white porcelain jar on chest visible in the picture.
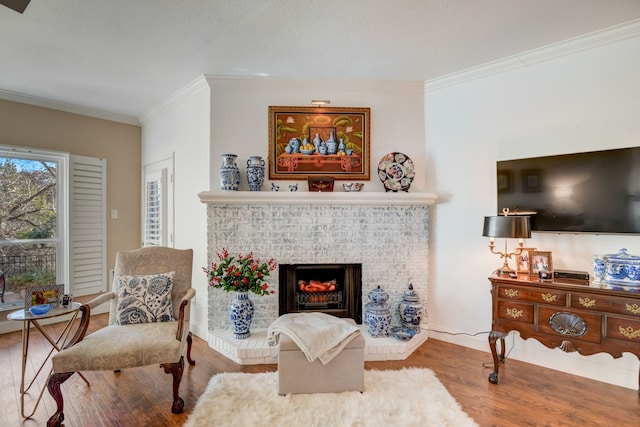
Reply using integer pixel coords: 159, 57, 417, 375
219, 154, 240, 191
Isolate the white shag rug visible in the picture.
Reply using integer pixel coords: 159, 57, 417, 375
185, 368, 478, 427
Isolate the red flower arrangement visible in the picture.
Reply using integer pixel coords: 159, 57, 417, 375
203, 248, 277, 296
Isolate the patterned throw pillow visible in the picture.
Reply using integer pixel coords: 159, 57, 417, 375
115, 272, 175, 325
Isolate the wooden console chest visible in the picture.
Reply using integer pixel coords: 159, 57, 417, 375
488, 274, 640, 394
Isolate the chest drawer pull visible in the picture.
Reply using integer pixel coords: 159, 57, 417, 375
506, 307, 524, 319
504, 289, 518, 298
549, 312, 587, 337
626, 303, 640, 315
618, 326, 640, 340
578, 297, 596, 308
541, 293, 557, 303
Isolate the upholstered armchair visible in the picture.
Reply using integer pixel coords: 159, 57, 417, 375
46, 247, 196, 427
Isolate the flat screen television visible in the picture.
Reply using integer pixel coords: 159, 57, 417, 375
496, 147, 640, 234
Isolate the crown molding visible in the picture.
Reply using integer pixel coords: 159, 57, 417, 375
0, 89, 140, 125
138, 75, 211, 125
425, 18, 640, 93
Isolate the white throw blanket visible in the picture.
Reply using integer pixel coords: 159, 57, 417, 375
266, 312, 362, 365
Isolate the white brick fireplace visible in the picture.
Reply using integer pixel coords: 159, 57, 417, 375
199, 191, 436, 364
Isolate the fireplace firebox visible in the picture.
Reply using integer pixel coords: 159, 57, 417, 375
279, 263, 362, 324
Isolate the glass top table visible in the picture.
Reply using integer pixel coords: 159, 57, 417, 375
8, 301, 82, 321
8, 301, 88, 419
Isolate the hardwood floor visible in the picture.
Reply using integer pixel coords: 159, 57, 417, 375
1, 313, 638, 426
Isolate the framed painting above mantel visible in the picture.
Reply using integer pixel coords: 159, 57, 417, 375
268, 106, 370, 180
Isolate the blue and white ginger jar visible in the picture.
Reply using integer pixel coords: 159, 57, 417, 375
398, 283, 422, 333
365, 286, 391, 337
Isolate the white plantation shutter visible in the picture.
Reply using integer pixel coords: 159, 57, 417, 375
144, 169, 165, 246
69, 155, 107, 296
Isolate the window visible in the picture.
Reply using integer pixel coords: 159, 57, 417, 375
143, 157, 173, 247
0, 146, 106, 311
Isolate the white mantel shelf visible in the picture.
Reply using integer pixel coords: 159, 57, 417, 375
198, 191, 437, 206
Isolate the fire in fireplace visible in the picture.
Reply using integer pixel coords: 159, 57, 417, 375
279, 263, 362, 324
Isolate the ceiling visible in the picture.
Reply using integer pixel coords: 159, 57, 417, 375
2, 0, 640, 123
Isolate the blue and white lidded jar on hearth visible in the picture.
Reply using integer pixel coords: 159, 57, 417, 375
398, 283, 422, 333
246, 155, 265, 191
219, 154, 240, 191
365, 286, 391, 337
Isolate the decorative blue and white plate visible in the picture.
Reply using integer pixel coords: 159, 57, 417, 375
378, 152, 415, 192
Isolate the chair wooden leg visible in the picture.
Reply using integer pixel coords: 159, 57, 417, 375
186, 332, 196, 366
46, 371, 74, 427
160, 356, 185, 414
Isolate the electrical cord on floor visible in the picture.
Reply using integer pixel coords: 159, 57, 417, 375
427, 329, 490, 337
426, 328, 515, 368
480, 332, 515, 369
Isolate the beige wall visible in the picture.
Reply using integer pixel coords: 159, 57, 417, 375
0, 99, 141, 277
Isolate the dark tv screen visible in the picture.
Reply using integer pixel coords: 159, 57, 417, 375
497, 147, 640, 234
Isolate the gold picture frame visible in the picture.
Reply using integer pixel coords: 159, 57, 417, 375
516, 247, 537, 274
268, 106, 370, 180
529, 251, 553, 275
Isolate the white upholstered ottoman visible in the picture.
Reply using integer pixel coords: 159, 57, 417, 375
277, 318, 365, 395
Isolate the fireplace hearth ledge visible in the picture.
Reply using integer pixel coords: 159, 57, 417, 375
198, 191, 437, 206
207, 325, 428, 365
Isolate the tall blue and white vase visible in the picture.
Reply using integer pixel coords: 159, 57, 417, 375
229, 291, 255, 339
246, 155, 265, 191
398, 283, 423, 334
219, 154, 240, 191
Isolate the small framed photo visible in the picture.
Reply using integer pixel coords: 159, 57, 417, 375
24, 284, 64, 308
516, 248, 537, 274
529, 251, 553, 275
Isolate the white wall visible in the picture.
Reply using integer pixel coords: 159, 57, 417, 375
426, 34, 640, 390
206, 77, 427, 193
140, 77, 211, 338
